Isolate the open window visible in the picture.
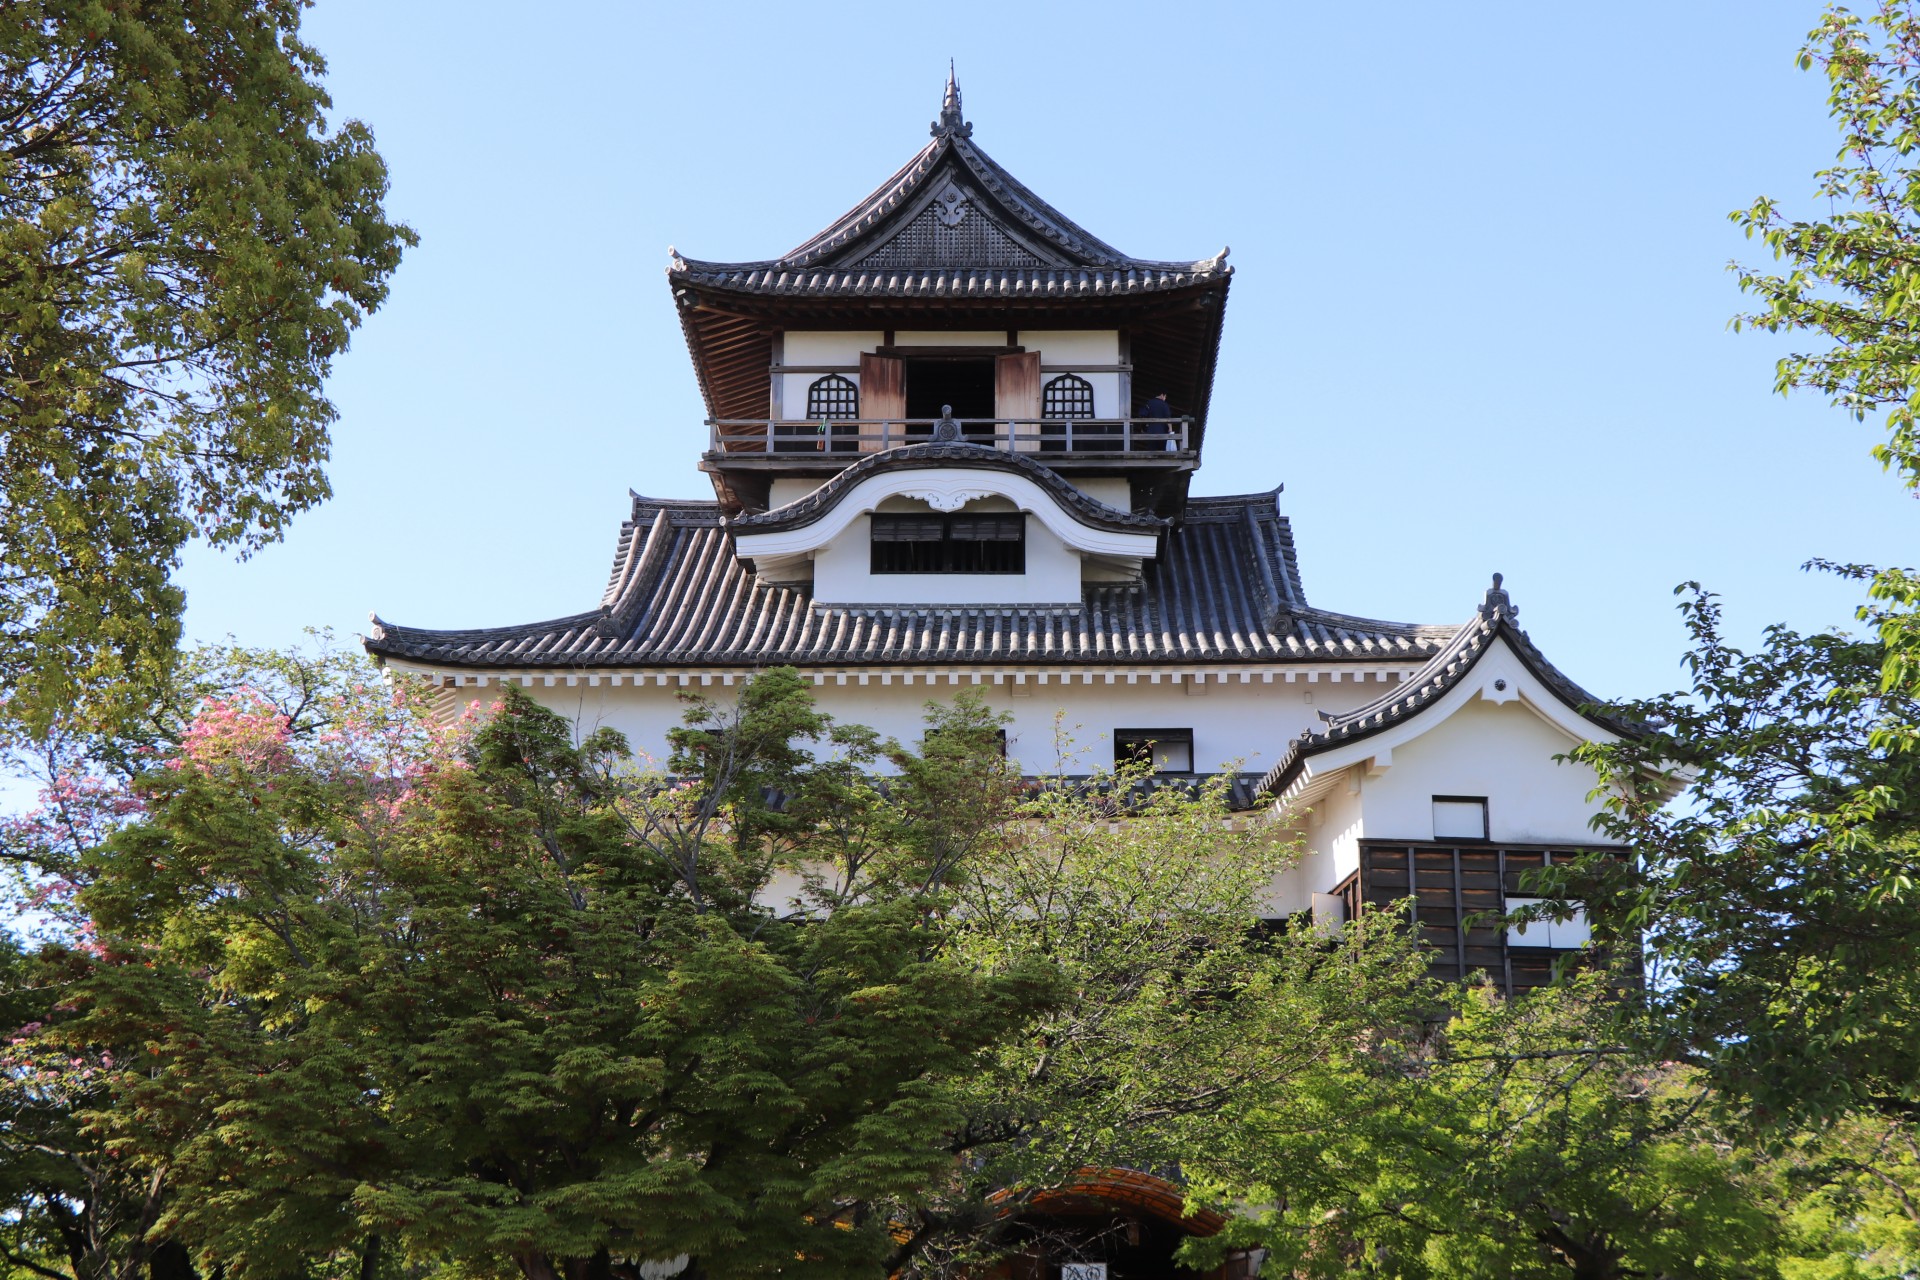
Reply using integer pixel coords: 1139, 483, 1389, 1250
1114, 728, 1194, 773
865, 346, 1038, 446
1432, 796, 1489, 841
870, 513, 1025, 574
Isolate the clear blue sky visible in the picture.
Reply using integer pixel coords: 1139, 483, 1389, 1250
174, 0, 1914, 705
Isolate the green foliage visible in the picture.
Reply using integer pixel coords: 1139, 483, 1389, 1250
1555, 580, 1920, 1127
1192, 980, 1786, 1280
879, 718, 1435, 1273
1774, 1113, 1920, 1279
28, 670, 1055, 1280
1731, 2, 1920, 490
0, 1, 413, 738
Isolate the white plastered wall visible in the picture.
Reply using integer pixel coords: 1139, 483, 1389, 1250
1019, 330, 1122, 417
1269, 643, 1619, 913
1350, 696, 1609, 846
1065, 477, 1130, 507
427, 673, 1398, 783
773, 330, 1124, 420
778, 332, 882, 420
1267, 773, 1366, 918
736, 466, 1157, 606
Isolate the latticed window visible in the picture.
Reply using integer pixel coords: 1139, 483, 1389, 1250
870, 514, 1025, 574
1042, 373, 1095, 418
806, 374, 859, 419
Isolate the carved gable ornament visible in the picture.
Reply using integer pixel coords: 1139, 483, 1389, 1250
902, 486, 993, 513
932, 178, 969, 227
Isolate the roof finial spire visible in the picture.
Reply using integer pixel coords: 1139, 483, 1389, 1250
1478, 572, 1519, 623
932, 60, 972, 139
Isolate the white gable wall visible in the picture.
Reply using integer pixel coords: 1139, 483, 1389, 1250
736, 465, 1159, 608
1356, 696, 1609, 846
813, 509, 1081, 605
1267, 636, 1623, 910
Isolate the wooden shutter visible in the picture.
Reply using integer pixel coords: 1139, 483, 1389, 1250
859, 353, 904, 452
995, 351, 1042, 452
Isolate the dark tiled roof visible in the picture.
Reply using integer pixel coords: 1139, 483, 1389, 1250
727, 445, 1168, 536
1257, 579, 1642, 797
365, 490, 1453, 671
669, 261, 1228, 301
667, 78, 1228, 294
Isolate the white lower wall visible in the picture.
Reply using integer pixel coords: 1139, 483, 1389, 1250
430, 667, 1601, 926
1267, 771, 1366, 917
442, 672, 1397, 780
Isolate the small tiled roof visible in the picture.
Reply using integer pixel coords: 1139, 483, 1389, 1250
1257, 577, 1641, 797
727, 444, 1168, 536
364, 489, 1453, 671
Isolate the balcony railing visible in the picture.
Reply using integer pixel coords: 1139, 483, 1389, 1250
706, 417, 1194, 458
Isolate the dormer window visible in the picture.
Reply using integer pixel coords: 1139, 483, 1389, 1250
871, 513, 1025, 574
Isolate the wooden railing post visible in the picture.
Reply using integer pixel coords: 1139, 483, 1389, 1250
701, 414, 1206, 458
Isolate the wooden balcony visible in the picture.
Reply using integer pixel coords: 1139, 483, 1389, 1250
1335, 840, 1636, 994
703, 416, 1197, 469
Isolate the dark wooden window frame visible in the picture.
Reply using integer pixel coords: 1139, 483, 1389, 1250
1335, 840, 1635, 995
870, 513, 1026, 575
1042, 372, 1096, 419
1114, 727, 1195, 773
1432, 794, 1490, 842
805, 373, 859, 419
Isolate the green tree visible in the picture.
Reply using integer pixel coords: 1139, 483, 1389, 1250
1191, 979, 1785, 1280
1525, 1, 1920, 1133
1732, 2, 1920, 492
0, 1, 413, 738
869, 706, 1435, 1275
1772, 1111, 1920, 1279
1559, 582, 1920, 1127
26, 669, 1054, 1280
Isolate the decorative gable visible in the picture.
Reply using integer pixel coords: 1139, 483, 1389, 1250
850, 191, 1052, 270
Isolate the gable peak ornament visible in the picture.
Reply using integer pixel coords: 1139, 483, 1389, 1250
932, 178, 969, 227
931, 61, 972, 138
1478, 572, 1519, 623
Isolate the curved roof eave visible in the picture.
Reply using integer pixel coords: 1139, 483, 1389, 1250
1257, 577, 1644, 800
725, 443, 1168, 537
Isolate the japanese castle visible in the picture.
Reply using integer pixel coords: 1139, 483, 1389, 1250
365, 75, 1636, 1268
366, 69, 1629, 975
